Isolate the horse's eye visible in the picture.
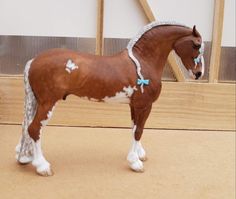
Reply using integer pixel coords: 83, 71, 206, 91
193, 43, 201, 50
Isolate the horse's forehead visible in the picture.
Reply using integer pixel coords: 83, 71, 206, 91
186, 35, 202, 45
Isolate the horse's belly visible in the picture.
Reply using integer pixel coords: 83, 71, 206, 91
102, 89, 131, 104
79, 85, 137, 104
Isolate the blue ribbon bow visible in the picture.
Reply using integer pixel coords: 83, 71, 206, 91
194, 57, 201, 65
137, 79, 150, 86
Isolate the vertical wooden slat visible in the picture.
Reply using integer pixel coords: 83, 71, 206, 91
167, 53, 186, 81
139, 0, 186, 82
139, 0, 155, 21
209, 0, 225, 83
95, 0, 104, 55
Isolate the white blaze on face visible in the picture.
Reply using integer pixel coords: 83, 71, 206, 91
197, 42, 205, 78
200, 57, 205, 77
190, 41, 205, 80
103, 86, 137, 103
65, 59, 78, 73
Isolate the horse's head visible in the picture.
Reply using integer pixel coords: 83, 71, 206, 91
173, 26, 205, 80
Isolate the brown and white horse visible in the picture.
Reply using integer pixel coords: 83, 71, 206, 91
16, 21, 204, 176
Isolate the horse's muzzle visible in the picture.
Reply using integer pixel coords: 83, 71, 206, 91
195, 72, 202, 80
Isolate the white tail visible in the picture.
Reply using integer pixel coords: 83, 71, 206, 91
15, 59, 37, 164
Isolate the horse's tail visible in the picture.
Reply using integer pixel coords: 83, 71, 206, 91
15, 59, 37, 163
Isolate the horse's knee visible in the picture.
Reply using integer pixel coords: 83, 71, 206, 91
28, 123, 40, 142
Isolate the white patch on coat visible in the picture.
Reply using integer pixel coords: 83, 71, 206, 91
90, 98, 100, 102
132, 125, 137, 135
80, 96, 99, 102
80, 96, 89, 101
131, 120, 134, 129
103, 86, 136, 104
65, 59, 78, 73
40, 106, 55, 127
32, 106, 55, 175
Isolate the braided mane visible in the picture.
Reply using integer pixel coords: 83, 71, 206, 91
127, 21, 189, 93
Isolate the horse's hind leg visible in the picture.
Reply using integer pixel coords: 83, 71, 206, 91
127, 104, 152, 172
28, 102, 55, 176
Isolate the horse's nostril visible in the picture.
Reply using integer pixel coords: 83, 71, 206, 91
195, 72, 202, 80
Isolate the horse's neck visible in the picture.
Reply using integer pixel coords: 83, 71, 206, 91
133, 25, 191, 67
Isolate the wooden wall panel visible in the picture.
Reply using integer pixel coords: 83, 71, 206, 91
0, 77, 235, 130
209, 0, 225, 83
95, 0, 104, 55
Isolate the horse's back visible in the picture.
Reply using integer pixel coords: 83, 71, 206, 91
32, 48, 81, 67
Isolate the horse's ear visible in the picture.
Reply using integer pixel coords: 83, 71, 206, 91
192, 25, 198, 37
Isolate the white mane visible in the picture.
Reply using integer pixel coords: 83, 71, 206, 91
127, 21, 189, 93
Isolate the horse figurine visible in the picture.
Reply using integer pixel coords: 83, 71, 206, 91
15, 21, 204, 176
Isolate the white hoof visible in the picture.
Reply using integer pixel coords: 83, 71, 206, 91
127, 152, 144, 172
36, 167, 54, 177
130, 159, 144, 172
137, 146, 147, 161
33, 158, 53, 177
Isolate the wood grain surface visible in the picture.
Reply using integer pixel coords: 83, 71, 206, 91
0, 77, 235, 130
0, 125, 235, 199
209, 0, 225, 83
95, 0, 104, 55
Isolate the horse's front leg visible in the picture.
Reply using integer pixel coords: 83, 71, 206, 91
127, 104, 152, 172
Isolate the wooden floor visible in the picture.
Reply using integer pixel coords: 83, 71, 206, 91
0, 124, 235, 199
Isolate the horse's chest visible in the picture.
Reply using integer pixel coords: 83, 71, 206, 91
152, 83, 162, 101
